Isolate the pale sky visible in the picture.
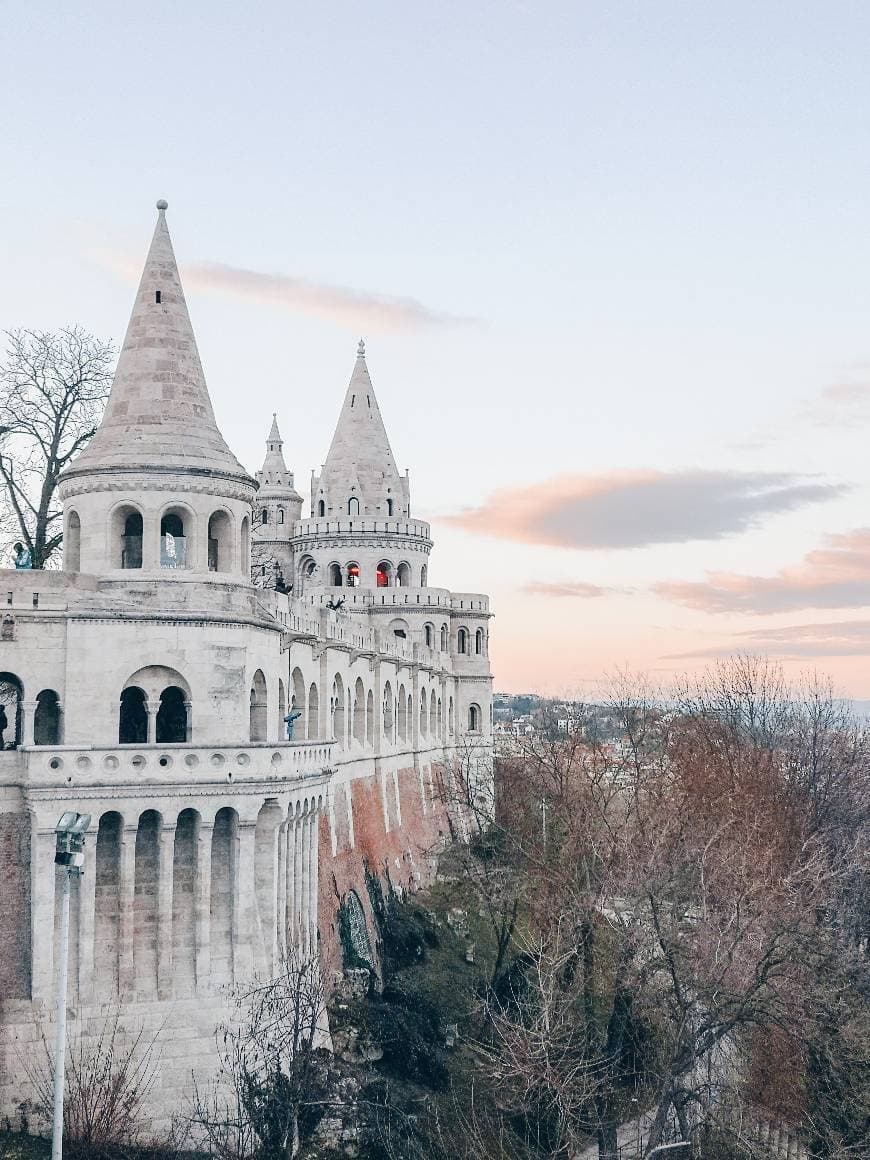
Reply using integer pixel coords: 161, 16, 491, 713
4, 1, 870, 696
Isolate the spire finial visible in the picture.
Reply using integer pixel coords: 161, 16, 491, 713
156, 199, 168, 213
357, 338, 365, 358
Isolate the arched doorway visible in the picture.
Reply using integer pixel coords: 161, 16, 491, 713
156, 686, 187, 743
34, 689, 61, 745
0, 674, 23, 748
249, 670, 268, 741
119, 686, 147, 744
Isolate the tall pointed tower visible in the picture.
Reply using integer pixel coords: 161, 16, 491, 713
252, 414, 302, 587
59, 201, 257, 580
292, 341, 432, 596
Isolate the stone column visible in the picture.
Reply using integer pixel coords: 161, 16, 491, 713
77, 840, 97, 1004
30, 825, 56, 1004
234, 818, 259, 981
156, 823, 176, 999
195, 822, 213, 993
21, 701, 37, 747
145, 700, 159, 745
184, 700, 193, 742
143, 511, 159, 571
118, 823, 137, 997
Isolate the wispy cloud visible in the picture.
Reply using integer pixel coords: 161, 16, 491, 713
521, 580, 615, 598
665, 619, 870, 660
443, 470, 846, 550
800, 373, 870, 428
654, 528, 870, 614
183, 261, 474, 333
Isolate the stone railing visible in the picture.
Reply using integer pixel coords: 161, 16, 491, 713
18, 740, 334, 789
292, 517, 431, 539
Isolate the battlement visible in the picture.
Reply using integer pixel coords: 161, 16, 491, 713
300, 587, 490, 614
0, 568, 99, 612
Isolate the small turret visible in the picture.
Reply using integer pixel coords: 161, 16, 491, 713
252, 414, 302, 589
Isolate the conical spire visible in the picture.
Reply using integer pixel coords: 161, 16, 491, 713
64, 201, 251, 483
267, 412, 282, 445
316, 341, 407, 516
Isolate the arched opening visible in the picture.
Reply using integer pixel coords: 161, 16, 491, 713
449, 696, 455, 735
469, 703, 481, 732
210, 808, 237, 987
318, 499, 325, 517
386, 498, 393, 516
156, 686, 187, 743
208, 510, 232, 573
407, 693, 413, 739
346, 562, 360, 587
440, 624, 448, 651
331, 676, 345, 747
115, 507, 143, 569
397, 684, 407, 741
291, 668, 306, 740
0, 674, 23, 748
260, 509, 269, 525
240, 516, 250, 576
173, 808, 199, 994
34, 689, 61, 745
308, 682, 319, 740
353, 677, 366, 745
376, 560, 393, 588
420, 564, 428, 586
133, 810, 160, 993
437, 697, 443, 738
328, 562, 343, 587
249, 670, 268, 741
476, 628, 485, 655
423, 623, 434, 648
347, 497, 360, 516
65, 510, 81, 573
340, 890, 373, 969
397, 561, 411, 587
420, 689, 428, 737
458, 628, 468, 655
367, 689, 375, 746
383, 680, 394, 742
119, 686, 147, 745
299, 556, 317, 594
278, 678, 286, 736
94, 812, 122, 996
278, 508, 285, 525
160, 510, 187, 568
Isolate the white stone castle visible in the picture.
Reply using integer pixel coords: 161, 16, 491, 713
0, 202, 492, 1124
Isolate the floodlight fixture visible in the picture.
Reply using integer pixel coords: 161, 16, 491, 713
54, 811, 91, 870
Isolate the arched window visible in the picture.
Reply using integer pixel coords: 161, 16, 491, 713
376, 560, 393, 588
397, 561, 411, 587
458, 628, 468, 654
366, 689, 375, 746
331, 677, 345, 747
420, 564, 428, 586
160, 511, 187, 568
346, 562, 360, 587
423, 623, 434, 648
386, 498, 393, 516
383, 681, 394, 741
208, 510, 232, 573
440, 624, 448, 651
299, 557, 317, 594
240, 516, 250, 576
291, 668, 306, 740
397, 684, 407, 741
249, 670, 268, 741
420, 689, 428, 737
476, 628, 484, 655
120, 510, 143, 569
261, 509, 269, 525
0, 674, 23, 748
278, 679, 286, 735
34, 689, 61, 745
318, 500, 326, 517
437, 697, 443, 738
449, 696, 455, 735
468, 703, 481, 732
156, 686, 187, 743
353, 678, 366, 744
119, 686, 147, 744
348, 497, 360, 516
308, 682, 319, 740
328, 562, 343, 587
65, 511, 81, 573
278, 508, 285, 524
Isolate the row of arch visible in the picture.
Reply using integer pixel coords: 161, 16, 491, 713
65, 503, 249, 575
315, 560, 427, 589
52, 798, 322, 1003
0, 674, 61, 747
315, 497, 397, 518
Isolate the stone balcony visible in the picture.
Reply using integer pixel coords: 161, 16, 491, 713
4, 739, 334, 793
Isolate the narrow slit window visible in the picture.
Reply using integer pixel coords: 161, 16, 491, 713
155, 290, 162, 303
351, 395, 355, 407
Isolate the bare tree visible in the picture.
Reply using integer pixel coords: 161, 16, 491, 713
190, 949, 331, 1160
0, 327, 113, 568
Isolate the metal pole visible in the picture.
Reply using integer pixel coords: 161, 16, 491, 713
51, 868, 71, 1160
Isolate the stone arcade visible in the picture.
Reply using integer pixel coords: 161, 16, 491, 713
0, 202, 492, 1127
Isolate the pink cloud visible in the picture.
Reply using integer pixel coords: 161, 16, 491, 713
443, 470, 846, 550
521, 580, 612, 598
665, 619, 870, 660
655, 528, 870, 614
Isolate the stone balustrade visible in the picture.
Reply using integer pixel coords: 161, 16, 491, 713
292, 517, 431, 539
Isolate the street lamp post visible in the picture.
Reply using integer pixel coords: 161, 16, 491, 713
51, 811, 91, 1160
